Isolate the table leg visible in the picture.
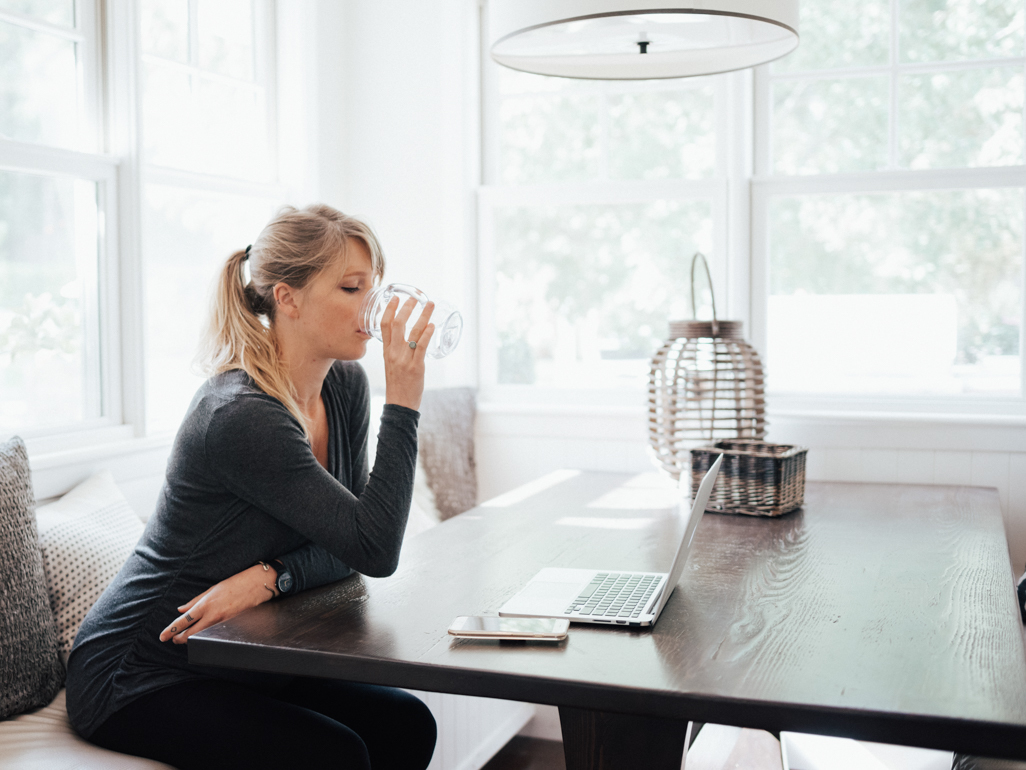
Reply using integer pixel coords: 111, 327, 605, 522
558, 706, 689, 770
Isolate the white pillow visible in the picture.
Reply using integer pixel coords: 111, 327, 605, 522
35, 471, 144, 666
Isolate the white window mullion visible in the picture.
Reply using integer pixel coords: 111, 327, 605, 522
723, 68, 753, 330
144, 164, 286, 200
0, 9, 83, 38
76, 178, 104, 422
139, 54, 264, 92
258, 0, 278, 186
188, 0, 200, 67
753, 165, 1026, 195
480, 3, 502, 187
0, 139, 115, 180
76, 0, 101, 153
753, 64, 772, 177
1021, 185, 1026, 397
106, 0, 145, 436
476, 188, 499, 393
750, 182, 770, 360
889, 0, 899, 170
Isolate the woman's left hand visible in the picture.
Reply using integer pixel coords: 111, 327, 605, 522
159, 563, 278, 644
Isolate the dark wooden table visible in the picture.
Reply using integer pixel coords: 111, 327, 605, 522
190, 472, 1026, 769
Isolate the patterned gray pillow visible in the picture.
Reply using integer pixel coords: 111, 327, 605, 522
418, 388, 477, 520
0, 436, 64, 719
36, 470, 143, 666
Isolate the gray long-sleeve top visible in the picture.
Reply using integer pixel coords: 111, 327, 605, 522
66, 362, 417, 738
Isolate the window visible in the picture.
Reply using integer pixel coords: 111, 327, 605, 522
1, 0, 300, 441
0, 0, 112, 435
480, 63, 729, 401
138, 0, 286, 434
754, 0, 1025, 404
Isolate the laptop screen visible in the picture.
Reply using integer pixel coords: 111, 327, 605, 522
650, 453, 723, 617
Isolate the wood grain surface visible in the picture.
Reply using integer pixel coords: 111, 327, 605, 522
190, 474, 1026, 760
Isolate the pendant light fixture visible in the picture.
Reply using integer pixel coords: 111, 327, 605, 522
489, 0, 799, 80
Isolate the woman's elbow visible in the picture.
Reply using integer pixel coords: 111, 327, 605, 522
361, 556, 400, 578
356, 540, 402, 578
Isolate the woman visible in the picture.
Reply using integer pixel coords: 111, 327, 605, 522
66, 205, 438, 769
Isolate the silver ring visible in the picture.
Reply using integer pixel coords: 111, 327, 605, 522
409, 340, 417, 350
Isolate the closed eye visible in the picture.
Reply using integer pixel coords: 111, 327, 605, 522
341, 286, 360, 294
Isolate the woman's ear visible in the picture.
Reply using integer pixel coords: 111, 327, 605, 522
273, 282, 301, 319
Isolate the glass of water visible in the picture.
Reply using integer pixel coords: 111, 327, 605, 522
359, 283, 463, 359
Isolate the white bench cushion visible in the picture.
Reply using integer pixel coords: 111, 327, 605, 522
0, 689, 173, 769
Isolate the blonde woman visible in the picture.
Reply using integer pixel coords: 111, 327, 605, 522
66, 205, 437, 769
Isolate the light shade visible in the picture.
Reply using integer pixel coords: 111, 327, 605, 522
489, 0, 799, 79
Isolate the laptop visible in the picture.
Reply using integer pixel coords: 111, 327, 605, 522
498, 454, 723, 628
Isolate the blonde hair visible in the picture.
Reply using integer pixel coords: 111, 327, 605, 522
199, 204, 385, 437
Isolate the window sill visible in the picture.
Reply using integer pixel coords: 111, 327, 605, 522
769, 409, 1026, 429
27, 431, 174, 471
23, 430, 176, 501
477, 400, 1026, 453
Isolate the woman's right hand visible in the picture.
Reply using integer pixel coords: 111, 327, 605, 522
382, 296, 435, 412
158, 562, 277, 645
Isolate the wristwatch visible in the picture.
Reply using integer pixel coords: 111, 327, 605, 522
273, 559, 294, 595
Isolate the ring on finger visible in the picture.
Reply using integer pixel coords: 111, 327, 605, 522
409, 340, 417, 350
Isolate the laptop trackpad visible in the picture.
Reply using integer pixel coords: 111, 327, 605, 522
522, 581, 576, 600
501, 581, 579, 616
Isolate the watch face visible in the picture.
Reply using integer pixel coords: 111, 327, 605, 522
278, 572, 293, 593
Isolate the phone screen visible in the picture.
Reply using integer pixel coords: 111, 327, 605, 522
458, 617, 566, 634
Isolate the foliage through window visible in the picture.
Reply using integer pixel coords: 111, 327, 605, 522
0, 2, 104, 434
760, 0, 1025, 399
485, 65, 722, 392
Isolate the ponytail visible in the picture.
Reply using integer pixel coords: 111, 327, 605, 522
199, 247, 308, 436
197, 205, 386, 440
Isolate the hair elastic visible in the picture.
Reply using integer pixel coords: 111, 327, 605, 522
244, 244, 252, 259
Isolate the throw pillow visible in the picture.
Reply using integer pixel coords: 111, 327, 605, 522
418, 387, 477, 520
0, 436, 64, 719
368, 395, 443, 524
35, 470, 144, 666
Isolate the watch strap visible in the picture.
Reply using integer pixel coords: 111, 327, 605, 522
273, 559, 294, 594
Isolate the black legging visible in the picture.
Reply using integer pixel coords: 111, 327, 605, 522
88, 676, 437, 770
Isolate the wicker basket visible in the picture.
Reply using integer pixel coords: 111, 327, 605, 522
690, 440, 808, 517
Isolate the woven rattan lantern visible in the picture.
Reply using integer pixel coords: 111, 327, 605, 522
648, 253, 766, 480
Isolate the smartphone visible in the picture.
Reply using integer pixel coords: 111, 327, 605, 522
448, 616, 569, 641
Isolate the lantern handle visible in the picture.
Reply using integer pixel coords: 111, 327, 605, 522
689, 251, 719, 336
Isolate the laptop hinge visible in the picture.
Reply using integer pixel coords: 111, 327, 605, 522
642, 580, 665, 616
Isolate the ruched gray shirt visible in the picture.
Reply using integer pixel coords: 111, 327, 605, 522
66, 362, 418, 738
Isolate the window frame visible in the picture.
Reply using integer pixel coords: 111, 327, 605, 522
0, 0, 126, 442
751, 8, 1026, 416
476, 51, 740, 406
135, 0, 288, 436
2, 0, 298, 450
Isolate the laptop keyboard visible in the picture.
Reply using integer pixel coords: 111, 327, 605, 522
564, 573, 661, 620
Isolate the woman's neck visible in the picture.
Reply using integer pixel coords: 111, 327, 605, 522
276, 329, 333, 415
290, 356, 333, 415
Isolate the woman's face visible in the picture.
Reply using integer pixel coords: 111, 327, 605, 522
286, 242, 376, 362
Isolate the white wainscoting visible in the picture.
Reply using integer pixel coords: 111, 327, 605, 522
476, 404, 1026, 573
412, 692, 534, 770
